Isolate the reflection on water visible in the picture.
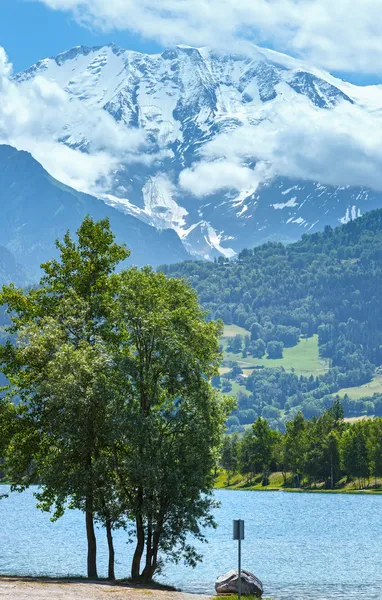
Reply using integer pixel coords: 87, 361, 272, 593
0, 487, 381, 599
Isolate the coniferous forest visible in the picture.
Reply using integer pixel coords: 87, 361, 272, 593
161, 209, 382, 429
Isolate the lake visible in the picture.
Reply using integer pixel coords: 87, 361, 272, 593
0, 487, 381, 599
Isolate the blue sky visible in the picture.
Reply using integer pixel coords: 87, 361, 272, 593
0, 0, 161, 72
1, 0, 382, 206
1, 0, 381, 85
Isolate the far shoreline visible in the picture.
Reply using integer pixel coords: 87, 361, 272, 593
214, 470, 382, 495
216, 485, 382, 495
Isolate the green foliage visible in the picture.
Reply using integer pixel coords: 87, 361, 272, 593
0, 216, 229, 583
266, 341, 284, 359
220, 400, 382, 491
0, 216, 130, 579
221, 434, 240, 484
161, 211, 382, 423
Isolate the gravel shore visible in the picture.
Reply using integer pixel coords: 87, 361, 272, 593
0, 578, 212, 600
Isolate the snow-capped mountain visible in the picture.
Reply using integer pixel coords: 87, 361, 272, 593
14, 43, 382, 258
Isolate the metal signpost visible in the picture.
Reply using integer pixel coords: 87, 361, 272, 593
233, 519, 245, 600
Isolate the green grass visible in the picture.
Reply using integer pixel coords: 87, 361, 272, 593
216, 596, 272, 600
215, 470, 288, 490
222, 335, 329, 378
222, 324, 250, 338
215, 469, 382, 494
335, 376, 382, 400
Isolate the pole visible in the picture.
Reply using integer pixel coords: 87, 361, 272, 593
233, 519, 244, 600
238, 536, 242, 600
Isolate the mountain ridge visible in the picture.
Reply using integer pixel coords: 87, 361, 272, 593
13, 43, 382, 258
0, 144, 189, 284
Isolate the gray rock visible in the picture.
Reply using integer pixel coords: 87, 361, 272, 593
215, 569, 263, 597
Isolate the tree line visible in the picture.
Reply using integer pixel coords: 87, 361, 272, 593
220, 400, 382, 490
219, 364, 376, 433
0, 217, 230, 582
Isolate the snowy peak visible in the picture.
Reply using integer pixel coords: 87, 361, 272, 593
12, 44, 382, 259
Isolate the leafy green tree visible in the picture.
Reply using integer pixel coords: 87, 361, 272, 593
229, 334, 243, 354
0, 217, 129, 579
252, 417, 277, 485
239, 430, 256, 482
221, 434, 239, 485
252, 339, 266, 358
284, 411, 307, 486
368, 419, 382, 485
0, 398, 15, 485
112, 267, 229, 582
267, 341, 284, 359
341, 424, 370, 487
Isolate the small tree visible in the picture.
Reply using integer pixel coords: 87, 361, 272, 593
252, 417, 277, 485
267, 341, 284, 359
252, 339, 266, 358
229, 334, 243, 354
221, 434, 239, 485
284, 411, 307, 486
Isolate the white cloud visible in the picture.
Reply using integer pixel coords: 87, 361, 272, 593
34, 0, 382, 75
179, 159, 268, 197
0, 47, 149, 193
180, 98, 382, 197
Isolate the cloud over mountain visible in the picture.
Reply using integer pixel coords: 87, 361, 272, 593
0, 47, 150, 193
35, 0, 382, 75
181, 100, 382, 197
5, 42, 382, 259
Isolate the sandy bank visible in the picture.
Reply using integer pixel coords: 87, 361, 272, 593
0, 578, 212, 600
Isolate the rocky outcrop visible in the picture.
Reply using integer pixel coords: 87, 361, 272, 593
215, 570, 263, 597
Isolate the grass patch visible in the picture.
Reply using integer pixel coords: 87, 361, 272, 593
221, 335, 329, 378
214, 469, 382, 494
215, 469, 289, 490
219, 367, 232, 375
216, 596, 271, 600
222, 325, 250, 338
335, 376, 382, 400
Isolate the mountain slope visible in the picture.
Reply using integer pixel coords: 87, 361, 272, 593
161, 210, 382, 423
14, 44, 382, 258
0, 145, 188, 283
0, 246, 25, 287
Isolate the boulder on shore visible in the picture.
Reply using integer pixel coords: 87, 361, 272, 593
215, 569, 263, 597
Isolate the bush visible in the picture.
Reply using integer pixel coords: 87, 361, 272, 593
266, 341, 284, 359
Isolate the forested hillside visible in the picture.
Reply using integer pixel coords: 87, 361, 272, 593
161, 210, 382, 430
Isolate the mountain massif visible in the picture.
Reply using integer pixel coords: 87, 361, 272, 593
14, 43, 382, 258
0, 145, 188, 284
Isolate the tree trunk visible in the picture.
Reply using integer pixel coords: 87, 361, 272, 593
142, 519, 162, 583
141, 517, 153, 582
106, 519, 115, 581
131, 514, 145, 580
86, 505, 98, 579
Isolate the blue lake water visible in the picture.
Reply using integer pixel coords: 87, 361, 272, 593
0, 487, 381, 599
